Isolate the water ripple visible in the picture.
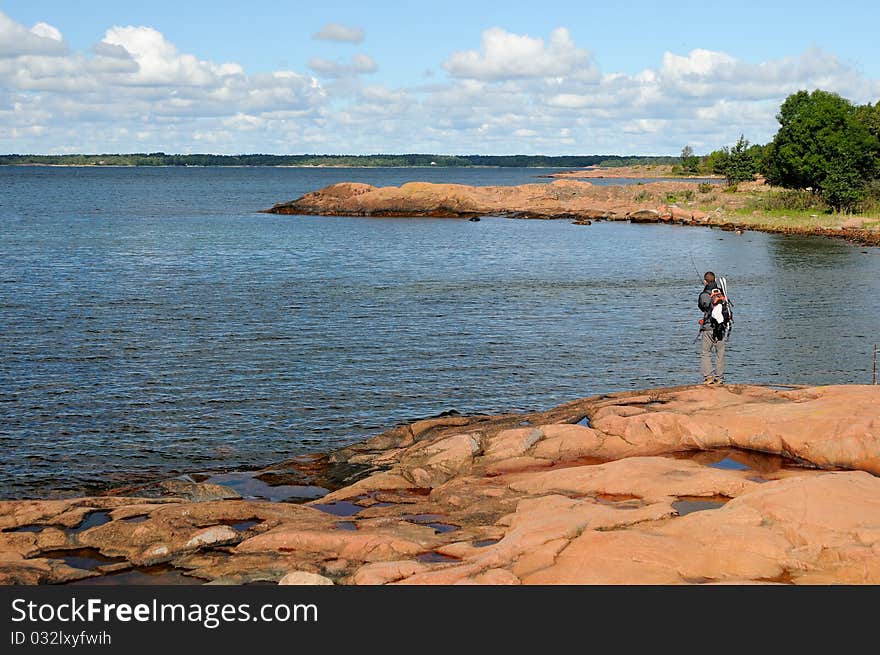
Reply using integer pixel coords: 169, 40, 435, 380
2, 166, 879, 497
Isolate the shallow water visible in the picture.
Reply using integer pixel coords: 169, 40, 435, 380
202, 471, 327, 502
66, 565, 199, 585
38, 548, 124, 570
311, 501, 364, 517
416, 552, 460, 564
2, 166, 879, 498
672, 498, 728, 516
402, 513, 460, 533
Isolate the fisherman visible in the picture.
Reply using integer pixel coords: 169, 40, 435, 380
697, 271, 731, 385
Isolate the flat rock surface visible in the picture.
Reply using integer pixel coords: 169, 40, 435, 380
2, 384, 878, 585
265, 179, 711, 222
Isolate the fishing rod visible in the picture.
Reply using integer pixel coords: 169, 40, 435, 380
691, 252, 706, 343
690, 252, 704, 285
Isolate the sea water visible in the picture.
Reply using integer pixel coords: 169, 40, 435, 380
2, 166, 878, 497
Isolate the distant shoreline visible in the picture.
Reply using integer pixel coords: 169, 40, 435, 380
0, 163, 554, 169
0, 154, 683, 169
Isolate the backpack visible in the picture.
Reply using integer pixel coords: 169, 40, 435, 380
708, 291, 733, 341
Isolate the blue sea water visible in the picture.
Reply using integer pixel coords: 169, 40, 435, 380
1, 166, 878, 497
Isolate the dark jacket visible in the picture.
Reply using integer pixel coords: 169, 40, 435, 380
697, 282, 718, 332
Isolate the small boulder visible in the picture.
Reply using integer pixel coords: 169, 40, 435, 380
627, 209, 661, 222
400, 433, 482, 487
279, 571, 334, 586
159, 480, 240, 502
184, 525, 239, 549
483, 428, 543, 462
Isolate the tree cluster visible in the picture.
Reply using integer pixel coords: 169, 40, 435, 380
762, 91, 880, 210
693, 91, 879, 210
705, 136, 763, 187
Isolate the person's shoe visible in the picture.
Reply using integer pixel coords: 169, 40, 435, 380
703, 377, 716, 385
714, 378, 724, 385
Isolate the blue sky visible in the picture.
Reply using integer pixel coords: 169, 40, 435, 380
1, 1, 878, 155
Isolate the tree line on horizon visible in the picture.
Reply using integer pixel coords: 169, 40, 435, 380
680, 90, 880, 211
0, 152, 681, 169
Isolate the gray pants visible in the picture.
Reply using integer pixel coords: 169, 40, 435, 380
700, 331, 726, 381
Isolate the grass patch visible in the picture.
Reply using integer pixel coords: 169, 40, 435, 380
702, 185, 880, 229
759, 189, 830, 212
730, 209, 836, 228
731, 207, 880, 229
728, 188, 847, 228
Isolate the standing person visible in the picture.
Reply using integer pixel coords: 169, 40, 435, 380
697, 271, 729, 385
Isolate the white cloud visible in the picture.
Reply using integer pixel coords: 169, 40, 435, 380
0, 12, 877, 156
662, 49, 737, 77
0, 12, 332, 153
308, 54, 377, 77
30, 22, 63, 42
545, 93, 589, 109
222, 113, 265, 131
352, 54, 377, 74
443, 27, 597, 81
312, 23, 364, 44
360, 84, 408, 104
648, 46, 875, 103
100, 26, 244, 86
0, 11, 67, 57
91, 41, 132, 59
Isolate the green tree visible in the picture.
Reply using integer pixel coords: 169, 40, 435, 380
719, 135, 757, 186
854, 102, 880, 140
854, 102, 880, 180
705, 148, 727, 175
763, 90, 880, 210
680, 145, 699, 174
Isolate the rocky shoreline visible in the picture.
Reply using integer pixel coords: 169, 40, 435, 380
2, 383, 879, 585
263, 180, 880, 247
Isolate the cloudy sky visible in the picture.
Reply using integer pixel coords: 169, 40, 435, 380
2, 0, 878, 155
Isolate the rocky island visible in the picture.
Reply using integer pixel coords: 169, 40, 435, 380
264, 178, 880, 246
2, 384, 879, 585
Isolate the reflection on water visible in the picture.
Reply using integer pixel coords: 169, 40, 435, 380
416, 552, 460, 563
66, 565, 200, 585
673, 448, 814, 474
311, 501, 364, 517
402, 513, 460, 533
37, 548, 124, 570
2, 167, 879, 498
710, 457, 751, 471
672, 497, 728, 516
202, 471, 327, 502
